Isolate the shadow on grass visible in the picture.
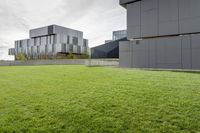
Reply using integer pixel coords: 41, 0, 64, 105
143, 69, 200, 75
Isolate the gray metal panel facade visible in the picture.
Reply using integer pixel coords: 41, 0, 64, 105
127, 2, 141, 39
30, 26, 49, 38
132, 40, 149, 67
148, 39, 156, 68
10, 25, 89, 60
119, 34, 200, 69
119, 41, 132, 67
156, 37, 182, 69
191, 35, 200, 69
125, 0, 200, 39
158, 0, 179, 35
141, 0, 158, 37
120, 0, 200, 69
181, 35, 192, 69
179, 0, 200, 34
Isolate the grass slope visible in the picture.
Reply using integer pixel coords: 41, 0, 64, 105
0, 65, 200, 133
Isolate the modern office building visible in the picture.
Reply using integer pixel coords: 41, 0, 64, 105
9, 25, 89, 60
91, 30, 127, 58
119, 0, 200, 69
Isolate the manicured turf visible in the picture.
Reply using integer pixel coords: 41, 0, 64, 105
0, 65, 200, 133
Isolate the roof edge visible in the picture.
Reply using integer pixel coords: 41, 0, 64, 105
120, 0, 141, 8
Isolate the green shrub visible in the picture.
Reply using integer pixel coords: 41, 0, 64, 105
80, 53, 89, 59
66, 53, 75, 59
16, 53, 26, 60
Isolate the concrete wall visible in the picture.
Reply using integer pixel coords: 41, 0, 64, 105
126, 0, 200, 39
119, 34, 200, 69
0, 59, 119, 67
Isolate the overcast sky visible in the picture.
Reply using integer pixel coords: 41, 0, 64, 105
0, 0, 126, 60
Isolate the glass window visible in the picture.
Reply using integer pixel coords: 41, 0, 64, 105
67, 36, 70, 44
69, 45, 73, 52
72, 37, 78, 45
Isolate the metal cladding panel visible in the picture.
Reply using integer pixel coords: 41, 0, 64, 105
29, 39, 34, 47
66, 45, 70, 53
78, 32, 84, 46
191, 34, 200, 69
54, 43, 62, 53
179, 0, 200, 34
51, 35, 54, 44
46, 44, 52, 54
81, 46, 87, 54
32, 46, 37, 55
40, 45, 46, 54
62, 35, 67, 44
156, 37, 182, 69
35, 37, 41, 46
47, 36, 51, 45
191, 34, 200, 49
119, 34, 200, 69
30, 26, 48, 38
27, 47, 31, 55
119, 41, 132, 67
21, 40, 28, 54
61, 43, 66, 53
158, 0, 179, 36
15, 41, 18, 54
127, 2, 141, 39
73, 45, 78, 53
191, 49, 200, 69
181, 35, 192, 69
41, 36, 47, 46
54, 25, 83, 45
119, 42, 131, 52
56, 34, 61, 44
148, 39, 156, 68
141, 0, 158, 37
132, 40, 149, 68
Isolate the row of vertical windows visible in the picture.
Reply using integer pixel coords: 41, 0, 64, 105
33, 35, 56, 46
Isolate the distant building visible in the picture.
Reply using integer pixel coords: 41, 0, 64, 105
113, 30, 127, 41
91, 30, 127, 59
105, 40, 113, 43
9, 25, 89, 60
91, 38, 127, 59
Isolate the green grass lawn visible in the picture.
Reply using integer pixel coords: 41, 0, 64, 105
0, 65, 200, 133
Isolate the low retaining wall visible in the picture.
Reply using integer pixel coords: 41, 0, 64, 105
85, 59, 119, 66
0, 59, 119, 67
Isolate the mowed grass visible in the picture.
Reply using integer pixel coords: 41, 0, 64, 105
0, 65, 200, 133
